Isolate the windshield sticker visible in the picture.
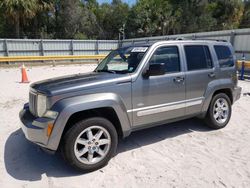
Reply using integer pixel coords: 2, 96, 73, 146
131, 47, 148, 53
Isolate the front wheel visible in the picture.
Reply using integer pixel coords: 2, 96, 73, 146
61, 117, 118, 172
205, 93, 232, 129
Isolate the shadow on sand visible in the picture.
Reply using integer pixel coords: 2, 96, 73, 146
4, 118, 211, 181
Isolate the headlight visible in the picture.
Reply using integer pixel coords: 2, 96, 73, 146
37, 94, 47, 117
44, 110, 58, 119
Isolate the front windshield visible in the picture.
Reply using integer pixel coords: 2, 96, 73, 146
95, 46, 149, 74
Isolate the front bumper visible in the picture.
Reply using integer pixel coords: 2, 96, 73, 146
233, 86, 242, 103
19, 104, 56, 150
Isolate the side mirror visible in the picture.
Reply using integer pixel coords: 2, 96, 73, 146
144, 63, 165, 77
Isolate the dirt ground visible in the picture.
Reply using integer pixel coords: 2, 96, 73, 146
0, 65, 250, 188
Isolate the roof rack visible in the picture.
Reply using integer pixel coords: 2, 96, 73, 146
165, 37, 228, 42
164, 37, 186, 41
191, 38, 228, 42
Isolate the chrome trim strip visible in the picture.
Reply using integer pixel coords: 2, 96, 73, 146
137, 103, 185, 117
186, 100, 203, 107
127, 97, 203, 116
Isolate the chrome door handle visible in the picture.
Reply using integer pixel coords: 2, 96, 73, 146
174, 77, 185, 83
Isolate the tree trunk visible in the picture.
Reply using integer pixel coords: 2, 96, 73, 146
15, 14, 20, 38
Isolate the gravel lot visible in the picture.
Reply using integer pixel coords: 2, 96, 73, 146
0, 64, 250, 188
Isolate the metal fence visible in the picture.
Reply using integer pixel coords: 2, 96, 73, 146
123, 28, 250, 60
0, 28, 250, 62
0, 39, 119, 57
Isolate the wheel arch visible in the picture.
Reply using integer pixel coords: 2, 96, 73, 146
46, 93, 132, 151
212, 88, 233, 104
62, 107, 124, 139
201, 83, 234, 117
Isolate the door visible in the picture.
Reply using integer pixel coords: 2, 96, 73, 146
131, 45, 186, 128
183, 44, 216, 115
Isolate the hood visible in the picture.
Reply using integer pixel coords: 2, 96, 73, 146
31, 72, 132, 96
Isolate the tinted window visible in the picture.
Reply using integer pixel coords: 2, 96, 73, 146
149, 46, 180, 73
214, 45, 234, 68
185, 45, 213, 71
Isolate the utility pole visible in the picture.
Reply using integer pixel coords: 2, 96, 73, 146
119, 24, 126, 41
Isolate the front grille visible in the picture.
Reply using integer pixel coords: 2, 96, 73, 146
29, 90, 37, 116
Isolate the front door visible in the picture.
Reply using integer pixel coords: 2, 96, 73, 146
131, 45, 186, 128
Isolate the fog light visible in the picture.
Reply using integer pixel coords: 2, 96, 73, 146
47, 123, 54, 137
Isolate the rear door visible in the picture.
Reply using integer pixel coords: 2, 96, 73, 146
183, 44, 216, 115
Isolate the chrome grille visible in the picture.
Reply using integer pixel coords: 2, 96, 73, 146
29, 90, 37, 116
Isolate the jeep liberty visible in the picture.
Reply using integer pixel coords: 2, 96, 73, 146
20, 40, 241, 171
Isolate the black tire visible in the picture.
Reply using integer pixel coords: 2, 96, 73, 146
205, 93, 232, 129
61, 117, 118, 172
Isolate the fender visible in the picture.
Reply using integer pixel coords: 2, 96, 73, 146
46, 93, 132, 151
201, 78, 234, 117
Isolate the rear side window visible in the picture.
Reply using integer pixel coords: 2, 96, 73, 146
214, 45, 234, 68
184, 45, 213, 71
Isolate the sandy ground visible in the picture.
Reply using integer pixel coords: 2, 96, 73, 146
0, 64, 250, 188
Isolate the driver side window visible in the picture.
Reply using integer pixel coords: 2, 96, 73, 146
149, 46, 180, 73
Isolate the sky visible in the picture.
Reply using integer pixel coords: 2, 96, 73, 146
97, 0, 136, 5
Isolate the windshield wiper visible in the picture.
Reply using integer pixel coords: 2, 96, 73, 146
96, 70, 116, 74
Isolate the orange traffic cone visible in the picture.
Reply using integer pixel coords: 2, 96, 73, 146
20, 64, 30, 83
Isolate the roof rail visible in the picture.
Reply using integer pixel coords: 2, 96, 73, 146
164, 37, 188, 41
191, 38, 228, 42
164, 37, 228, 42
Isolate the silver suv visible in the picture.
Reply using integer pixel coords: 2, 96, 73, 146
20, 40, 241, 172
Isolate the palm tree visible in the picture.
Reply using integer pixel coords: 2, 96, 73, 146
0, 0, 52, 38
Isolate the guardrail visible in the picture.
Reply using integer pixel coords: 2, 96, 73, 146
0, 55, 107, 63
0, 55, 249, 68
238, 60, 250, 80
237, 61, 250, 69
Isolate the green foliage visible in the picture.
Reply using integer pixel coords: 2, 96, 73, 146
95, 1, 129, 39
0, 0, 248, 39
0, 0, 52, 38
128, 0, 173, 37
208, 0, 244, 30
240, 0, 250, 28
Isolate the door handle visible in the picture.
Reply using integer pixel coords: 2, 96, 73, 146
208, 72, 216, 78
174, 77, 185, 83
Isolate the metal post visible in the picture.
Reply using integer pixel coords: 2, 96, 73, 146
71, 40, 74, 55
4, 39, 9, 57
240, 53, 245, 80
95, 40, 99, 55
4, 39, 10, 64
230, 31, 236, 47
95, 40, 100, 64
40, 40, 45, 64
118, 39, 122, 48
40, 39, 44, 56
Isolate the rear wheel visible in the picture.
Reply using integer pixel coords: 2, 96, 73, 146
205, 93, 232, 129
61, 117, 118, 172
